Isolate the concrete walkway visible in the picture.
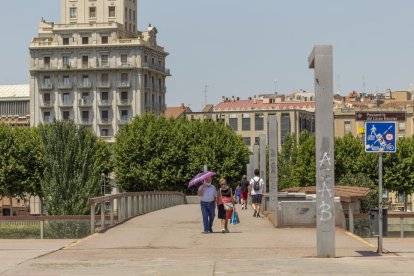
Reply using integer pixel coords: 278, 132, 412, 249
3, 204, 414, 275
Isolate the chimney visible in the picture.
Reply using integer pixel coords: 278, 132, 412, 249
180, 103, 185, 108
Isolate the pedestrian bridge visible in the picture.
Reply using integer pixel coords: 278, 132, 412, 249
5, 198, 414, 275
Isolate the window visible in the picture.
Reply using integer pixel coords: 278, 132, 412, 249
229, 114, 238, 131
242, 113, 251, 131
121, 54, 128, 65
108, 6, 116, 17
255, 113, 264, 131
121, 73, 129, 82
133, 11, 136, 21
152, 94, 155, 106
255, 137, 260, 144
101, 55, 108, 67
70, 7, 77, 19
101, 92, 109, 103
43, 56, 50, 67
243, 137, 251, 146
399, 122, 406, 132
101, 36, 108, 44
81, 92, 90, 101
129, 9, 132, 20
101, 128, 109, 137
144, 75, 148, 87
43, 112, 51, 122
82, 110, 89, 120
63, 56, 70, 67
63, 93, 70, 105
101, 110, 109, 120
101, 73, 109, 82
43, 76, 51, 85
62, 111, 70, 120
121, 110, 128, 121
82, 56, 89, 67
63, 76, 70, 85
89, 7, 96, 18
63, 37, 69, 45
43, 93, 50, 104
281, 113, 291, 145
121, 91, 128, 100
82, 75, 89, 86
82, 37, 89, 45
344, 121, 351, 135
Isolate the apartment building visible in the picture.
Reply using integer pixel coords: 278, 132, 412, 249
30, 0, 170, 141
187, 95, 315, 149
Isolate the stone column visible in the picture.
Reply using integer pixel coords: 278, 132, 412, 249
268, 115, 278, 214
309, 45, 335, 258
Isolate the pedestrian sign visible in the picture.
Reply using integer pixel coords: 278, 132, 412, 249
365, 122, 396, 153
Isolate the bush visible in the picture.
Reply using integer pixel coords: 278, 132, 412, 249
0, 225, 40, 239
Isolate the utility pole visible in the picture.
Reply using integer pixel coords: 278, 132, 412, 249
203, 85, 208, 108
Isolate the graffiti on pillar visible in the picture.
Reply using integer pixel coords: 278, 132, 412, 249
318, 151, 333, 222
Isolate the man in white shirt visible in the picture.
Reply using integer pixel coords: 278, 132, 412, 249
250, 169, 264, 218
197, 176, 217, 233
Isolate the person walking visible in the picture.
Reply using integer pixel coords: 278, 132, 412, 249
197, 176, 217, 233
217, 178, 234, 233
250, 169, 264, 217
239, 175, 250, 210
235, 184, 241, 205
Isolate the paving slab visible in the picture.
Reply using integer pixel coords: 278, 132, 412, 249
3, 204, 414, 275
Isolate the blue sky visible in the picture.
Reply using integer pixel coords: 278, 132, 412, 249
1, 0, 413, 111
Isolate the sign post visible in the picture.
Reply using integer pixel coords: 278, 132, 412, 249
365, 121, 396, 254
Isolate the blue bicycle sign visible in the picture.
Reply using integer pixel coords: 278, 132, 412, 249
365, 122, 396, 153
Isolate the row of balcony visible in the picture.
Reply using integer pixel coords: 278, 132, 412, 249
39, 81, 131, 90
40, 98, 134, 108
43, 117, 132, 125
32, 62, 170, 75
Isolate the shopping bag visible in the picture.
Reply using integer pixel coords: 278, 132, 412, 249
231, 210, 240, 224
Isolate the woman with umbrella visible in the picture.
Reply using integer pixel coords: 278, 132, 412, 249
189, 171, 217, 234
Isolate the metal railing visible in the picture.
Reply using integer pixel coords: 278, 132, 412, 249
89, 191, 186, 234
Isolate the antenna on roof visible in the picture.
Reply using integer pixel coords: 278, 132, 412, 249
363, 75, 366, 94
203, 84, 208, 107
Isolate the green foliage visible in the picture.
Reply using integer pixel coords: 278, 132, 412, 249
114, 114, 250, 193
0, 124, 43, 200
384, 137, 414, 203
44, 220, 90, 239
0, 225, 40, 239
39, 121, 111, 215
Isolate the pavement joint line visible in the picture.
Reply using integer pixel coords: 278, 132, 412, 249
344, 231, 376, 248
63, 233, 99, 250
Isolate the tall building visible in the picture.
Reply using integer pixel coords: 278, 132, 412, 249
30, 0, 170, 141
0, 84, 30, 126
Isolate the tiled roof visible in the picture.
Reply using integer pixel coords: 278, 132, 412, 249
0, 84, 30, 99
164, 106, 191, 119
281, 185, 370, 203
214, 99, 315, 111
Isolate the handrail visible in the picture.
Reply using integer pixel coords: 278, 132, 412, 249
89, 191, 186, 234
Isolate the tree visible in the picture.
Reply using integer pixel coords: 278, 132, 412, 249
384, 137, 414, 211
39, 121, 111, 215
114, 115, 250, 193
292, 132, 315, 187
278, 133, 299, 189
0, 125, 43, 216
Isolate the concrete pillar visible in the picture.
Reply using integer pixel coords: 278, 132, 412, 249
400, 217, 404, 238
110, 199, 114, 225
309, 45, 335, 258
90, 203, 95, 234
101, 201, 105, 229
40, 220, 44, 239
246, 163, 251, 183
249, 155, 254, 180
117, 198, 121, 222
259, 135, 267, 195
138, 195, 142, 214
127, 197, 132, 218
268, 115, 278, 214
348, 203, 354, 233
253, 145, 259, 172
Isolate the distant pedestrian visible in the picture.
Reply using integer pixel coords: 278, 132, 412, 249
250, 169, 264, 218
197, 176, 217, 233
235, 184, 241, 204
217, 178, 234, 233
239, 175, 250, 210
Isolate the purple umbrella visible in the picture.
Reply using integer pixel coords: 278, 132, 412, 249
188, 171, 216, 188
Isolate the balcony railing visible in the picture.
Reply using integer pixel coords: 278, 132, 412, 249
118, 98, 131, 106
78, 98, 92, 107
118, 63, 132, 68
58, 82, 73, 90
98, 99, 112, 106
78, 81, 92, 89
40, 83, 53, 90
117, 81, 130, 88
97, 81, 111, 88
59, 100, 73, 107
141, 63, 171, 75
40, 101, 53, 108
99, 118, 112, 125
118, 117, 130, 125
81, 118, 93, 125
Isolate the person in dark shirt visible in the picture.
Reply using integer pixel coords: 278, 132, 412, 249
239, 175, 250, 209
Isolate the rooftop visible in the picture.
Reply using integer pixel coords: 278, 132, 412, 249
0, 84, 30, 100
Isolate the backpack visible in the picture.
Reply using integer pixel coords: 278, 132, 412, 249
253, 178, 261, 191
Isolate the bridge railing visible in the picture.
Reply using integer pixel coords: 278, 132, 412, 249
89, 191, 186, 234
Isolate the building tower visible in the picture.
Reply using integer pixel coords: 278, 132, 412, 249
30, 0, 170, 142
